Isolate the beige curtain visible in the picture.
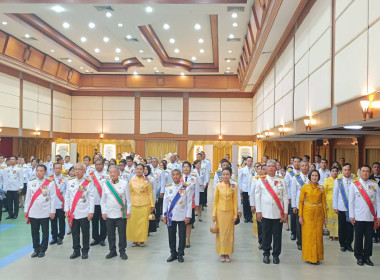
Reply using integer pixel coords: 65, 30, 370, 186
17, 138, 53, 161
335, 148, 357, 171
212, 142, 233, 172
74, 139, 99, 162
366, 149, 380, 166
262, 141, 298, 167
145, 141, 177, 160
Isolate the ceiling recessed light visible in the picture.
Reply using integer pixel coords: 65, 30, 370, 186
106, 12, 112, 18
163, 23, 170, 30
94, 48, 100, 53
343, 125, 363, 130
2, 21, 7, 25
50, 49, 55, 53
62, 22, 70, 29
80, 66, 84, 69
67, 59, 72, 63
89, 22, 95, 29
198, 38, 204, 44
25, 34, 30, 38
191, 56, 196, 61
181, 72, 185, 76
154, 67, 157, 70
228, 50, 232, 53
80, 36, 87, 43
229, 34, 234, 39
200, 49, 204, 53
118, 23, 123, 27
133, 71, 138, 76
155, 70, 159, 73
232, 22, 238, 27
194, 24, 201, 30
226, 59, 231, 63
126, 34, 132, 39
51, 5, 65, 13
147, 58, 152, 63
169, 38, 175, 44
226, 70, 230, 73
115, 48, 121, 53
85, 69, 89, 73
146, 6, 153, 13
227, 66, 231, 70
174, 48, 179, 53
232, 13, 238, 18
103, 37, 110, 43
139, 50, 144, 53
114, 56, 120, 61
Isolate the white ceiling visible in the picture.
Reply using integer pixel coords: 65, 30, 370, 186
0, 1, 254, 75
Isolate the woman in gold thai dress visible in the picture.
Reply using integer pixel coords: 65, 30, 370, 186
212, 167, 238, 263
127, 164, 155, 247
323, 167, 339, 240
299, 169, 327, 265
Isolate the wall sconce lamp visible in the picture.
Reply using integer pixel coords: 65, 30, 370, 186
304, 117, 313, 131
218, 135, 223, 140
33, 130, 41, 136
323, 139, 329, 146
278, 126, 290, 136
257, 134, 265, 139
264, 131, 274, 138
351, 138, 358, 146
360, 100, 373, 120
100, 133, 104, 139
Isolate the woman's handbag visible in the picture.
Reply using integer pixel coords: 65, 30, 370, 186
210, 223, 219, 234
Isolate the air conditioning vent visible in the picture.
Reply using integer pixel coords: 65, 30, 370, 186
227, 38, 241, 42
227, 6, 245, 12
224, 58, 236, 61
21, 36, 37, 40
124, 37, 139, 42
94, 6, 114, 11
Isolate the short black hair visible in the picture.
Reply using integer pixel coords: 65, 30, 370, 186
172, 169, 181, 175
303, 155, 310, 160
83, 155, 91, 161
308, 169, 320, 182
119, 159, 127, 165
10, 155, 18, 160
222, 167, 232, 175
126, 156, 134, 161
37, 164, 47, 172
315, 154, 321, 159
182, 161, 192, 168
321, 158, 328, 163
53, 163, 62, 168
330, 166, 339, 172
343, 163, 351, 168
246, 156, 253, 160
359, 164, 372, 172
144, 164, 151, 175
372, 162, 380, 167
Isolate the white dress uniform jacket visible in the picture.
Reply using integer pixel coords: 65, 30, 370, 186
52, 174, 68, 209
255, 175, 289, 219
151, 166, 165, 195
285, 168, 299, 196
24, 178, 56, 218
101, 180, 132, 218
91, 170, 110, 205
333, 176, 353, 211
28, 167, 37, 181
238, 165, 255, 192
44, 161, 54, 177
349, 178, 380, 222
3, 165, 24, 191
318, 168, 331, 185
63, 162, 73, 171
291, 173, 309, 209
163, 182, 193, 222
64, 177, 95, 219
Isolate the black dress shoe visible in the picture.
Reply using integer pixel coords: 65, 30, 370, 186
5, 216, 12, 220
38, 252, 45, 258
373, 237, 379, 243
100, 240, 106, 246
258, 244, 263, 250
263, 256, 270, 264
249, 219, 253, 223
244, 219, 248, 223
357, 259, 364, 266
31, 251, 39, 258
297, 244, 302, 250
273, 256, 280, 264
340, 246, 346, 252
67, 232, 72, 235
120, 252, 128, 260
178, 255, 184, 263
90, 240, 99, 246
365, 258, 374, 266
290, 234, 296, 240
70, 251, 81, 259
12, 216, 17, 220
106, 251, 117, 259
57, 238, 63, 245
49, 239, 57, 245
185, 245, 190, 248
82, 253, 88, 259
167, 255, 177, 262
346, 246, 353, 252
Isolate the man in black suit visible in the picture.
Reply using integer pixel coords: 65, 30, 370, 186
369, 162, 380, 243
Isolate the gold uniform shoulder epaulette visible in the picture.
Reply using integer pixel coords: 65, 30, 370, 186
232, 179, 238, 183
85, 177, 92, 182
107, 171, 110, 174
166, 183, 172, 187
191, 172, 197, 177
29, 178, 36, 181
0, 166, 4, 169
182, 183, 189, 187
254, 175, 259, 179
63, 174, 69, 177
277, 175, 284, 179
287, 168, 293, 171
69, 176, 75, 180
353, 179, 358, 183
294, 173, 300, 177
371, 179, 378, 184
46, 177, 53, 181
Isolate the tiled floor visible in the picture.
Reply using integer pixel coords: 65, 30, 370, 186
1, 182, 380, 279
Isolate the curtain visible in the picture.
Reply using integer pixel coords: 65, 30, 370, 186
213, 143, 232, 172
17, 138, 53, 161
316, 146, 329, 162
262, 141, 298, 167
75, 139, 99, 162
366, 149, 380, 166
335, 148, 357, 171
145, 141, 178, 160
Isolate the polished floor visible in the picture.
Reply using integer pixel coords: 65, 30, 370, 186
1, 182, 380, 279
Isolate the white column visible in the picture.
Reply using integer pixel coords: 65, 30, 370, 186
70, 143, 77, 164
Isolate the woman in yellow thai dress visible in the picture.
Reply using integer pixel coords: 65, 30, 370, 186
212, 167, 238, 263
323, 167, 339, 240
127, 164, 155, 247
299, 169, 327, 265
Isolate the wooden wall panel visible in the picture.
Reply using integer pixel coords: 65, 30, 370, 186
0, 31, 7, 53
25, 47, 45, 69
56, 63, 71, 81
162, 76, 194, 88
42, 56, 59, 76
4, 37, 26, 62
70, 70, 81, 85
93, 75, 127, 87
194, 76, 228, 89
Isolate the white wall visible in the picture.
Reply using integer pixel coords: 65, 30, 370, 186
0, 72, 19, 128
53, 91, 71, 133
